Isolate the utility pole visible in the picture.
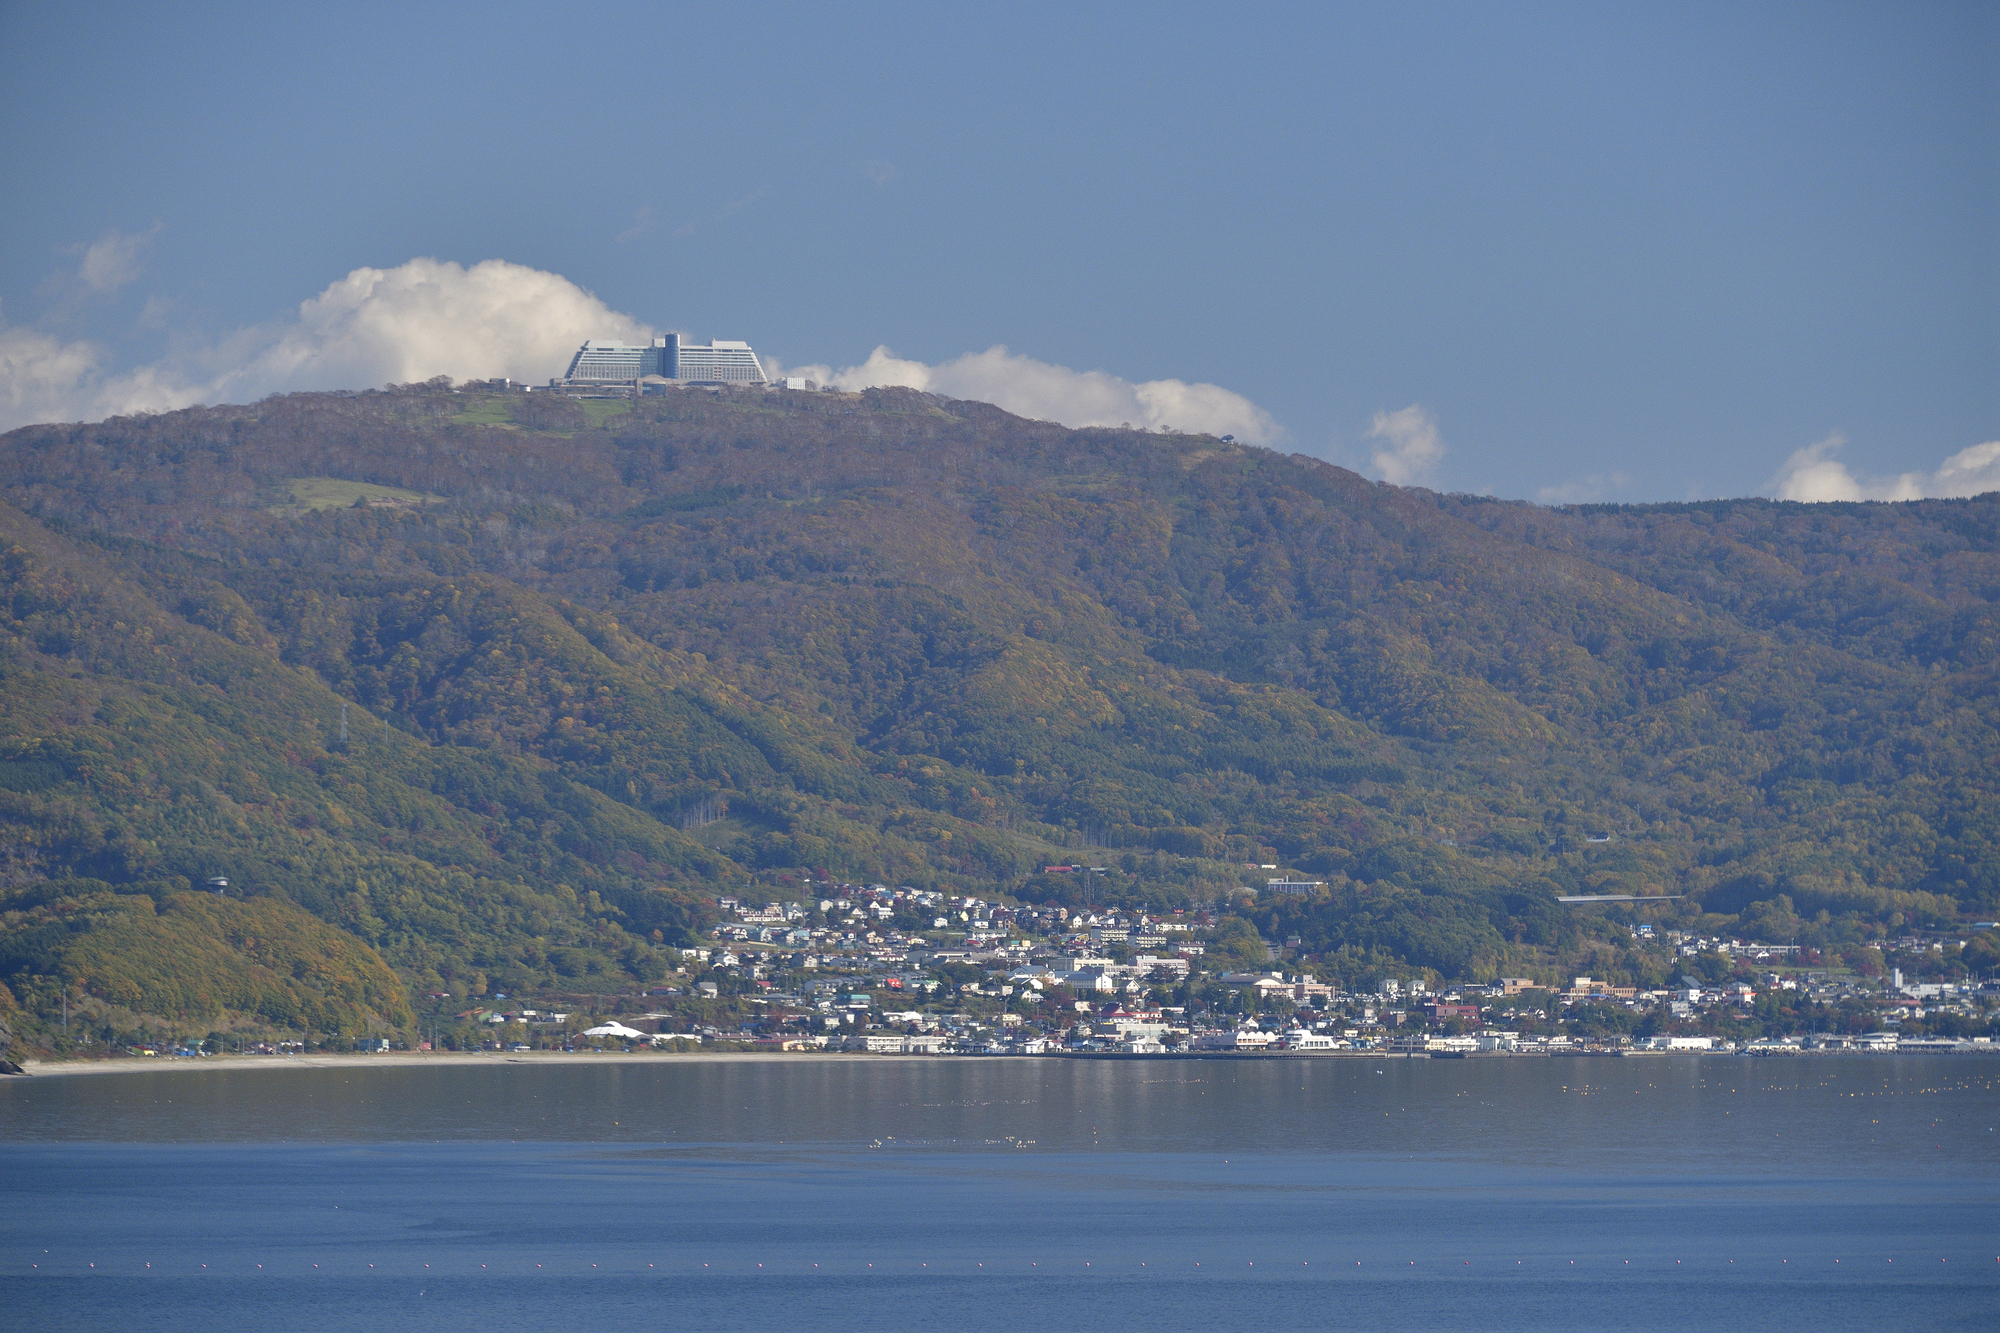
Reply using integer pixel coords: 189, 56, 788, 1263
340, 702, 348, 744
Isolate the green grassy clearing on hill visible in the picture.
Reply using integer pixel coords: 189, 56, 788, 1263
276, 477, 444, 514
578, 399, 633, 428
450, 397, 518, 427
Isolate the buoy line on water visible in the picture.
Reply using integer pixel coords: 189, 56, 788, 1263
12, 1254, 1987, 1274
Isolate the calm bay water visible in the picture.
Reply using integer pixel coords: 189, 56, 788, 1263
3, 1054, 1996, 1331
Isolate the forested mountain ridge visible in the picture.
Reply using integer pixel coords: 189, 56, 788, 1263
1, 382, 1994, 1037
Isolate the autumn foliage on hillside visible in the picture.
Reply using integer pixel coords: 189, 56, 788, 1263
0, 881, 409, 1035
0, 381, 1994, 1028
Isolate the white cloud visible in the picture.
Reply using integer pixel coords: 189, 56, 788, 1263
0, 257, 653, 431
214, 257, 653, 396
0, 320, 108, 423
1771, 434, 1872, 501
76, 225, 161, 295
789, 344, 1281, 443
1933, 441, 2000, 495
1770, 433, 2000, 502
1365, 404, 1444, 486
1535, 471, 1632, 506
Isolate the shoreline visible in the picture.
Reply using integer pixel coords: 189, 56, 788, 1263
13, 1045, 1984, 1080
11, 1050, 932, 1080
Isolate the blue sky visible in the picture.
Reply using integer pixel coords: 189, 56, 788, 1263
2, 2, 1993, 502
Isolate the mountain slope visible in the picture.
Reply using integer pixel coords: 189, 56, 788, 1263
1, 382, 1993, 1031
0, 502, 719, 1010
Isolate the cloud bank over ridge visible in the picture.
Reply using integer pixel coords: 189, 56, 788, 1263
785, 345, 1281, 444
7, 253, 1987, 506
0, 256, 1282, 444
0, 258, 653, 431
1364, 404, 1445, 486
1770, 433, 2000, 502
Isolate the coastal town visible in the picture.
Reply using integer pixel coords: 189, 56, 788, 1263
409, 881, 2000, 1062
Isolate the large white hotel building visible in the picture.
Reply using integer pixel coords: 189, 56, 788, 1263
559, 333, 767, 390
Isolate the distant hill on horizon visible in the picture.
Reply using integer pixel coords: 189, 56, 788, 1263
2, 381, 1994, 1036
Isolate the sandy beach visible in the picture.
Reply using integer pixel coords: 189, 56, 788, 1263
10, 1049, 911, 1080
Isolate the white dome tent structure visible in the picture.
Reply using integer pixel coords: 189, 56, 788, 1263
579, 1022, 649, 1041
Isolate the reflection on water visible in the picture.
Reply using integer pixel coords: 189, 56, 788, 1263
2, 1057, 1995, 1332
3, 1054, 1995, 1169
